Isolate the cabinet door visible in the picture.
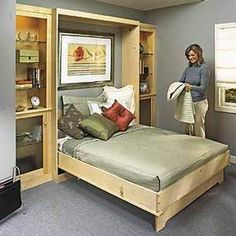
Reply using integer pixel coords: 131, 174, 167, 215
16, 4, 52, 114
139, 96, 156, 126
16, 15, 47, 111
16, 115, 44, 174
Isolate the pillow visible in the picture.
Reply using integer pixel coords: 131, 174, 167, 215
58, 104, 87, 139
102, 100, 135, 131
87, 100, 107, 115
58, 129, 66, 139
102, 85, 135, 113
79, 113, 119, 141
62, 94, 106, 116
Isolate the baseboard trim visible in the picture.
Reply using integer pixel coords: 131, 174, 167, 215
230, 155, 236, 164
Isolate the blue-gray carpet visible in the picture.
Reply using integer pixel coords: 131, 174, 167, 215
0, 164, 236, 236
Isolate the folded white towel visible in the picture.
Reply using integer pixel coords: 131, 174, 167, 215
167, 82, 185, 101
167, 82, 195, 124
175, 91, 195, 124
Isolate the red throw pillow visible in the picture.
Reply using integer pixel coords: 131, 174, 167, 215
102, 100, 124, 122
102, 100, 135, 131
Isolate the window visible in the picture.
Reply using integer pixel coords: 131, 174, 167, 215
215, 23, 236, 113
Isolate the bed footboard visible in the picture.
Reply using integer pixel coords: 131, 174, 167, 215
58, 151, 159, 216
155, 151, 229, 232
57, 150, 229, 232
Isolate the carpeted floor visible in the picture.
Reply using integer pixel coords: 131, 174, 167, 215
0, 164, 236, 236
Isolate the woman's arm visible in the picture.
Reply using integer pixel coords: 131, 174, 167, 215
179, 69, 186, 83
192, 66, 210, 94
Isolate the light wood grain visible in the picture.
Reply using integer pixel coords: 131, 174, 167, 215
16, 4, 53, 189
58, 150, 229, 232
58, 152, 158, 215
139, 23, 157, 126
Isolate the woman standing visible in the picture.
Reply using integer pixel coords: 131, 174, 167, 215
179, 44, 210, 138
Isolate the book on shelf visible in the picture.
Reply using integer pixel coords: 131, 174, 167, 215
27, 68, 43, 88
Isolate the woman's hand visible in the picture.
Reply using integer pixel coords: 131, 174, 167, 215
185, 83, 192, 92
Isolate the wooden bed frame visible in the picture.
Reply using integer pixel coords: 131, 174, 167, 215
57, 150, 229, 232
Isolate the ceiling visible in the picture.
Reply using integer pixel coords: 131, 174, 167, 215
94, 0, 204, 11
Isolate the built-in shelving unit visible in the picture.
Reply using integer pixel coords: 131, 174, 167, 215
139, 23, 156, 126
14, 5, 157, 188
16, 4, 54, 190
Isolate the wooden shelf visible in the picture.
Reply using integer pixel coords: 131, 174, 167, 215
16, 107, 52, 118
16, 140, 42, 148
141, 52, 154, 56
16, 84, 33, 89
15, 86, 46, 90
140, 93, 156, 100
16, 39, 46, 44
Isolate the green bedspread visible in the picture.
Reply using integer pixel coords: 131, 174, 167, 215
60, 125, 228, 192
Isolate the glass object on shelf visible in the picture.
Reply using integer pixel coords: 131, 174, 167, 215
16, 116, 43, 174
140, 80, 150, 94
17, 32, 38, 42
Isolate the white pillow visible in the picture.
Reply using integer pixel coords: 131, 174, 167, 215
87, 101, 108, 115
103, 85, 135, 113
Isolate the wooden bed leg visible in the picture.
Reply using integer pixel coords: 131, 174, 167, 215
154, 169, 225, 232
217, 169, 224, 184
54, 173, 73, 183
154, 214, 167, 232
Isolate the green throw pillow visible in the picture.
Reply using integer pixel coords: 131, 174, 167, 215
79, 113, 119, 141
58, 104, 87, 139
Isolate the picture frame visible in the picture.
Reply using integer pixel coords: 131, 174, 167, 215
140, 80, 150, 94
59, 32, 114, 90
215, 83, 236, 113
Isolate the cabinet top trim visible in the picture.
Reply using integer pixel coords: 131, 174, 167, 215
56, 8, 139, 27
16, 4, 52, 15
140, 23, 156, 32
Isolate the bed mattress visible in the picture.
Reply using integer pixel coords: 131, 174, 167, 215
59, 125, 228, 192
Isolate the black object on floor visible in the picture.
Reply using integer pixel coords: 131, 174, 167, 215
0, 168, 22, 221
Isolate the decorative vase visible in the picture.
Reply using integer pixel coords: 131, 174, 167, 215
140, 43, 144, 54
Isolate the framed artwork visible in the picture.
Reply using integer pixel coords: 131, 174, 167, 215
59, 32, 114, 89
215, 83, 236, 113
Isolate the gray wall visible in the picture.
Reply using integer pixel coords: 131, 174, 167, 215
17, 0, 145, 21
0, 0, 16, 180
145, 0, 236, 155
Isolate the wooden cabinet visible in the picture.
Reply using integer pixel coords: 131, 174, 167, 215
139, 23, 156, 126
16, 4, 53, 190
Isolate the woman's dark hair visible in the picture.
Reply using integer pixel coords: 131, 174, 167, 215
185, 44, 204, 66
